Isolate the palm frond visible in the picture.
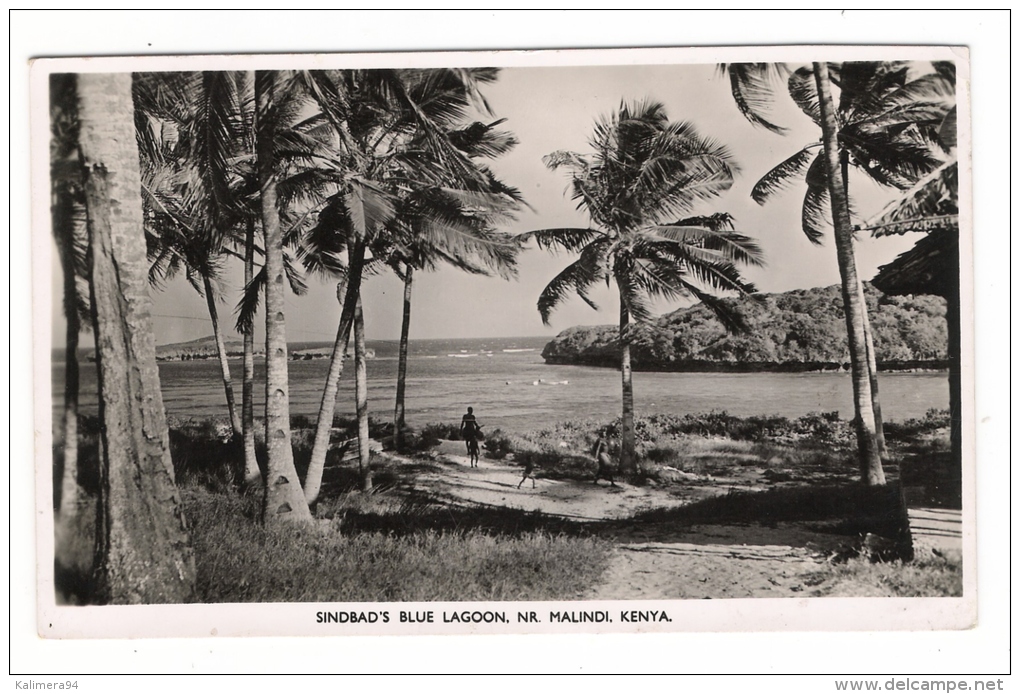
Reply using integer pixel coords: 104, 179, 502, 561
234, 263, 265, 335
718, 62, 789, 134
646, 225, 766, 269
614, 264, 654, 326
542, 150, 590, 173
283, 248, 308, 296
801, 152, 829, 244
347, 177, 397, 240
537, 242, 609, 324
788, 66, 821, 126
864, 160, 958, 236
518, 227, 606, 254
681, 281, 754, 334
751, 144, 820, 204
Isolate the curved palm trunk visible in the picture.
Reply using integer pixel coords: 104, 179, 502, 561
202, 274, 242, 438
841, 150, 886, 455
354, 296, 373, 492
257, 70, 312, 523
77, 72, 195, 603
393, 266, 413, 452
619, 301, 636, 476
241, 218, 260, 486
814, 63, 885, 486
303, 242, 366, 505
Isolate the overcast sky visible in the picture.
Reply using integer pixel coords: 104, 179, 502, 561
53, 60, 929, 346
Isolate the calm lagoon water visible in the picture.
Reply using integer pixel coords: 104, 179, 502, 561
52, 336, 949, 434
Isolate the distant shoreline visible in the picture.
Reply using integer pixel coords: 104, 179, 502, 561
541, 356, 950, 374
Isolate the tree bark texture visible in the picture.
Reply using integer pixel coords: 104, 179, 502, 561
841, 149, 886, 455
354, 296, 373, 492
303, 242, 365, 505
256, 70, 312, 523
203, 274, 242, 438
857, 278, 887, 455
76, 72, 196, 603
53, 188, 80, 521
618, 301, 636, 475
393, 266, 413, 452
241, 217, 260, 486
945, 247, 962, 483
813, 63, 885, 486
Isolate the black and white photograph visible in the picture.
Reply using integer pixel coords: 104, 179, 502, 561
33, 45, 975, 636
14, 12, 1011, 680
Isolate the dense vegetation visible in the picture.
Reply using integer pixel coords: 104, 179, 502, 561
54, 408, 958, 603
542, 283, 947, 371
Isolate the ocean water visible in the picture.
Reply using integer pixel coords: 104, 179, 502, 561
51, 336, 949, 434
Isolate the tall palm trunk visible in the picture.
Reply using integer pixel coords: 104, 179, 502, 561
241, 217, 260, 486
945, 242, 962, 482
303, 241, 366, 505
202, 274, 242, 438
618, 300, 636, 476
857, 279, 887, 455
354, 296, 373, 492
814, 63, 885, 485
841, 150, 886, 455
59, 286, 80, 520
393, 265, 413, 452
76, 72, 196, 603
53, 190, 80, 522
256, 70, 311, 523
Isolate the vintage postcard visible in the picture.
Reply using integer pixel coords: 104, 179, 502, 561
31, 44, 974, 639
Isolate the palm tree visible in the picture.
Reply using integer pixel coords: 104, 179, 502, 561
297, 68, 514, 503
524, 100, 763, 474
866, 60, 960, 470
722, 61, 954, 484
255, 69, 313, 523
134, 71, 255, 440
73, 71, 195, 602
49, 73, 91, 526
813, 63, 884, 484
385, 121, 523, 451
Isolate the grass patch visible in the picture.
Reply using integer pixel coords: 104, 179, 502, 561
186, 489, 609, 603
810, 548, 963, 597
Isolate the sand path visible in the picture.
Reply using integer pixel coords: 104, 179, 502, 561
405, 441, 852, 599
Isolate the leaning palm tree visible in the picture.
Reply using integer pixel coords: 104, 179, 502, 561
296, 68, 514, 503
523, 100, 763, 474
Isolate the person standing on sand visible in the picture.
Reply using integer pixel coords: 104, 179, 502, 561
460, 407, 482, 467
518, 458, 536, 489
593, 435, 617, 487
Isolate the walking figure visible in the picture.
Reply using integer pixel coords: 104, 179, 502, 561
518, 459, 536, 489
593, 435, 617, 487
460, 406, 482, 468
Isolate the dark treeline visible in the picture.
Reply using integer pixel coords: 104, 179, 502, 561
542, 283, 948, 371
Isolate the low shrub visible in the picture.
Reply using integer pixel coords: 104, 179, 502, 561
482, 429, 515, 460
643, 446, 681, 465
884, 408, 951, 443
